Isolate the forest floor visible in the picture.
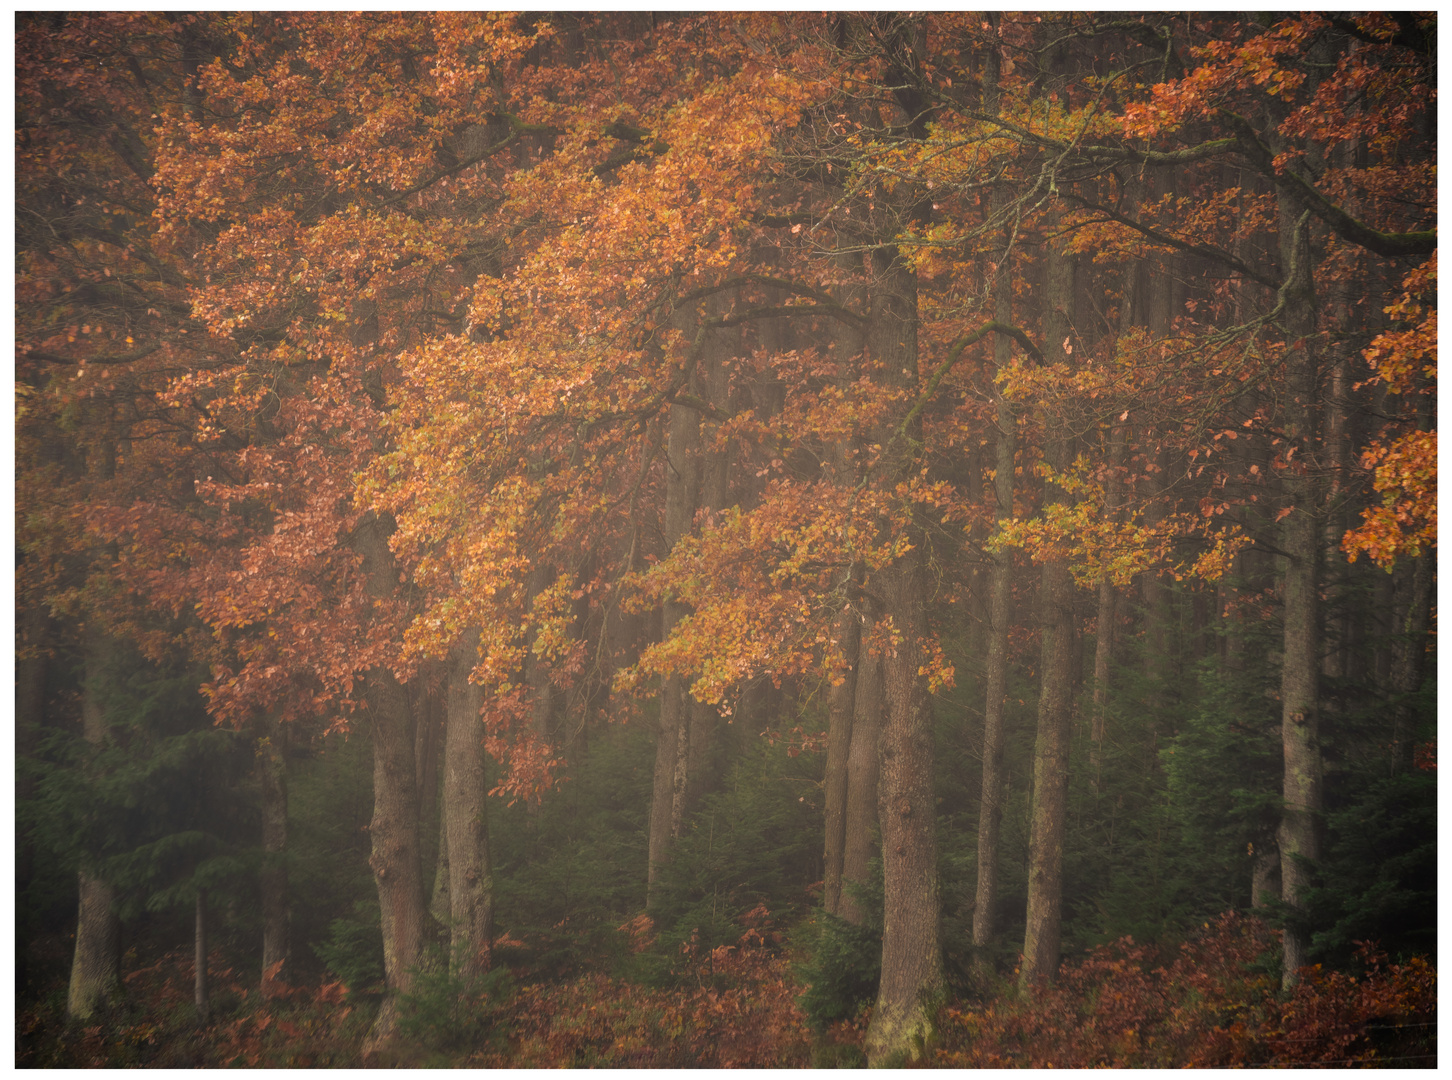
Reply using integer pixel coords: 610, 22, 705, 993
16, 914, 1436, 1068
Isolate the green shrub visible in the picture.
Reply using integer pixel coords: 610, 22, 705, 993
794, 910, 881, 1031
395, 951, 515, 1060
313, 900, 384, 996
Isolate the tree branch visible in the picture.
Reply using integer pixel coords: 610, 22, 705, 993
1221, 109, 1436, 260
899, 320, 1042, 438
374, 130, 522, 210
24, 343, 161, 367
1062, 193, 1279, 289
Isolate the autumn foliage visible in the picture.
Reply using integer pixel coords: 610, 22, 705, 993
935, 915, 1436, 1068
18, 911, 1435, 1068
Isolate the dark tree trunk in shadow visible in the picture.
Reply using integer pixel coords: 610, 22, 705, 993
68, 624, 121, 1021
259, 716, 290, 996
194, 888, 209, 1024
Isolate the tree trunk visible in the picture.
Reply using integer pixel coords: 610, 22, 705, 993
1020, 217, 1076, 993
1021, 553, 1075, 991
1275, 201, 1322, 990
822, 608, 861, 918
973, 279, 1016, 954
365, 668, 424, 1047
68, 625, 121, 1020
194, 888, 209, 1024
867, 554, 943, 1063
824, 246, 869, 920
355, 514, 425, 1052
1090, 581, 1115, 779
1089, 422, 1125, 793
647, 362, 701, 901
442, 637, 493, 980
686, 295, 736, 810
839, 621, 882, 927
16, 597, 48, 994
863, 244, 942, 1066
973, 28, 1017, 956
259, 717, 289, 996
1251, 843, 1281, 910
1389, 546, 1433, 773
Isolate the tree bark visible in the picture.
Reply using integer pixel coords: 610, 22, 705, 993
839, 621, 882, 927
1274, 200, 1322, 990
259, 716, 289, 997
68, 625, 121, 1020
1251, 843, 1281, 910
647, 346, 702, 902
442, 636, 492, 980
824, 247, 869, 920
1020, 216, 1077, 993
863, 244, 943, 1066
974, 27, 1017, 956
16, 596, 48, 977
194, 887, 210, 1024
1021, 544, 1075, 992
1090, 423, 1125, 793
1388, 546, 1433, 773
822, 607, 861, 918
355, 513, 425, 1052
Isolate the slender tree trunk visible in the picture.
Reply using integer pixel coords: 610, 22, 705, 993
1090, 580, 1116, 791
355, 514, 425, 1052
16, 598, 47, 990
1020, 217, 1076, 993
1021, 554, 1075, 991
648, 666, 690, 902
686, 296, 736, 810
68, 625, 121, 1020
822, 608, 861, 918
194, 888, 209, 1024
259, 716, 289, 996
442, 636, 492, 980
839, 622, 882, 927
1139, 169, 1179, 691
647, 349, 702, 901
1388, 550, 1432, 770
824, 248, 869, 919
1090, 424, 1124, 792
365, 669, 424, 1047
863, 245, 942, 1066
974, 28, 1016, 956
973, 281, 1016, 954
1275, 202, 1322, 990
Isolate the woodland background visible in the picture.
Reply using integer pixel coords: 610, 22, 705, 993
15, 12, 1436, 1067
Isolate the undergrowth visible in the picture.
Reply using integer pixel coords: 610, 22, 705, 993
17, 913, 1435, 1068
